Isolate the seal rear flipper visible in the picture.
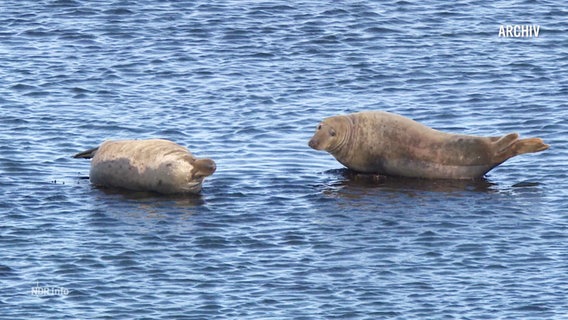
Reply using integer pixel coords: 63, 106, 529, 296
512, 137, 549, 155
494, 133, 549, 162
72, 147, 99, 159
494, 133, 519, 154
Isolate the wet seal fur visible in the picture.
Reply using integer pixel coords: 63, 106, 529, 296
73, 139, 216, 194
308, 111, 549, 179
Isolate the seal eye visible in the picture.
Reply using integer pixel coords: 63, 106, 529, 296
329, 129, 336, 137
317, 124, 322, 130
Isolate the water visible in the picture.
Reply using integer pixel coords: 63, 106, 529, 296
1, 0, 567, 319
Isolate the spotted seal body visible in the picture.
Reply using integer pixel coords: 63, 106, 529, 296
74, 139, 216, 194
308, 111, 548, 179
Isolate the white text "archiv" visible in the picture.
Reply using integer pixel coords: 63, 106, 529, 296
499, 25, 540, 38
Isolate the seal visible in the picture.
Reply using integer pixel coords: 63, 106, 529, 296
73, 139, 216, 194
308, 111, 549, 179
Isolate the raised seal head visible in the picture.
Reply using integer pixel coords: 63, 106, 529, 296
308, 115, 352, 152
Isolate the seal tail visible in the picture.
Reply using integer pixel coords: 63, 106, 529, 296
72, 147, 99, 159
494, 133, 549, 162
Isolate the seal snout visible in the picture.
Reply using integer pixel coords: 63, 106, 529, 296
192, 158, 217, 178
308, 136, 320, 150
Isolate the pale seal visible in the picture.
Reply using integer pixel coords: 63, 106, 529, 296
73, 139, 216, 194
308, 111, 549, 179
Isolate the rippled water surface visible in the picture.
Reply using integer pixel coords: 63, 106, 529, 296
1, 0, 567, 319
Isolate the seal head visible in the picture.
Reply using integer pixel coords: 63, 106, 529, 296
308, 115, 353, 153
190, 157, 217, 179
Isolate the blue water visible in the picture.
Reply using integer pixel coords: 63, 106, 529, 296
1, 0, 567, 319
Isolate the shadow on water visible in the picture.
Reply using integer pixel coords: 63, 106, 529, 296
320, 168, 500, 197
83, 186, 208, 233
94, 185, 206, 207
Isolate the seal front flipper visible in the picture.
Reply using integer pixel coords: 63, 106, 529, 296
72, 147, 99, 159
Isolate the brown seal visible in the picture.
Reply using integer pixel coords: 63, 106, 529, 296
308, 111, 549, 179
73, 139, 216, 194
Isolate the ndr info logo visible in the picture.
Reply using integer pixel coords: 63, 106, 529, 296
31, 282, 70, 297
499, 25, 541, 38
